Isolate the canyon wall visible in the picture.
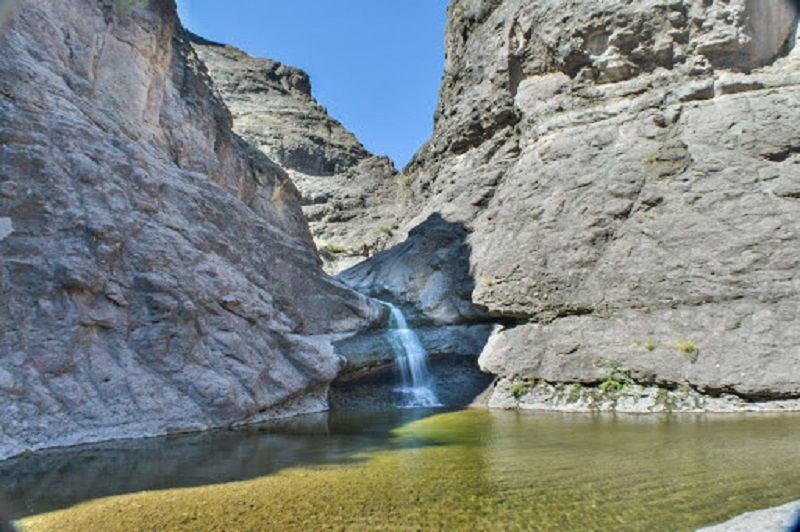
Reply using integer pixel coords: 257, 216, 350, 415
191, 37, 405, 274
2, 0, 799, 458
0, 0, 381, 460
350, 0, 800, 406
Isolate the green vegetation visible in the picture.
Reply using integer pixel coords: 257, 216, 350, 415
452, 1, 467, 19
339, 135, 361, 149
630, 340, 657, 351
394, 173, 413, 187
567, 382, 583, 402
316, 240, 350, 261
312, 126, 331, 139
599, 379, 622, 393
675, 341, 699, 363
113, 0, 149, 13
509, 379, 532, 399
643, 153, 658, 165
603, 361, 633, 386
482, 278, 497, 287
244, 138, 262, 155
509, 374, 537, 399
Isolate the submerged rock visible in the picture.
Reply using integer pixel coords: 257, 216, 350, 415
0, 0, 382, 460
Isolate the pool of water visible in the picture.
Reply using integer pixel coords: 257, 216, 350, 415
8, 408, 800, 530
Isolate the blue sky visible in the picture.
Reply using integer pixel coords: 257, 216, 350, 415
177, 0, 449, 168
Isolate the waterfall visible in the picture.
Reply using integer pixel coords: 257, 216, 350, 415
383, 302, 441, 408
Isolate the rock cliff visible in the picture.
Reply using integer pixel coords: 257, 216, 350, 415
0, 0, 381, 460
346, 0, 800, 407
190, 37, 404, 274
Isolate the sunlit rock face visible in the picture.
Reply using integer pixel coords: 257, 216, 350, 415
360, 0, 800, 403
0, 0, 382, 460
191, 37, 406, 274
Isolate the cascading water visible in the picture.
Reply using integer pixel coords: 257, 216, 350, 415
383, 302, 441, 407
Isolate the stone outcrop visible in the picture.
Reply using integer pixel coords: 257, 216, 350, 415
336, 213, 496, 396
698, 499, 800, 532
347, 0, 800, 407
0, 0, 382, 460
190, 37, 405, 274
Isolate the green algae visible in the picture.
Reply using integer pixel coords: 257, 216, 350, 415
20, 409, 800, 530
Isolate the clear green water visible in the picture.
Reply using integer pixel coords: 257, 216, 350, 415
11, 409, 800, 530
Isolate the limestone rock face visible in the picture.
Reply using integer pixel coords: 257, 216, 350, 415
0, 0, 382, 460
339, 213, 490, 326
191, 37, 405, 274
358, 0, 800, 402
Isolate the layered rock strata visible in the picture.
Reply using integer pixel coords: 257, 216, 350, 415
0, 0, 381, 460
349, 0, 800, 408
190, 37, 405, 274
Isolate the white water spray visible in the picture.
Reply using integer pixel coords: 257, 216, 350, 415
383, 302, 441, 407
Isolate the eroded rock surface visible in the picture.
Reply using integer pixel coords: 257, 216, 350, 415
340, 213, 490, 325
697, 499, 800, 532
0, 0, 382, 460
351, 0, 800, 406
190, 37, 406, 273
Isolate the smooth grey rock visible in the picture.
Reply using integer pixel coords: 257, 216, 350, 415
329, 354, 493, 411
0, 0, 381, 460
351, 0, 800, 407
339, 213, 490, 325
335, 323, 493, 377
697, 499, 800, 532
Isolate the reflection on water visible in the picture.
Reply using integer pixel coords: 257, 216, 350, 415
8, 409, 800, 530
1, 408, 440, 519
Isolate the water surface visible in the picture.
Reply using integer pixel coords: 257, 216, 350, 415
10, 409, 800, 530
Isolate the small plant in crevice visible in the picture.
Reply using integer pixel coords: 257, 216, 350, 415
599, 379, 622, 393
339, 135, 360, 149
602, 360, 634, 386
113, 0, 150, 14
316, 240, 350, 261
643, 153, 658, 165
675, 341, 699, 363
452, 1, 467, 19
394, 173, 413, 187
242, 137, 262, 156
508, 374, 537, 400
630, 340, 657, 352
482, 277, 497, 287
567, 382, 583, 402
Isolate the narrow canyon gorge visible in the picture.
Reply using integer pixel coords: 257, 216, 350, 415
3, 1, 800, 529
0, 0, 799, 469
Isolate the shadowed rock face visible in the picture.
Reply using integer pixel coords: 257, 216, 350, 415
0, 0, 383, 460
333, 214, 495, 403
190, 37, 406, 274
350, 0, 800, 404
339, 213, 489, 326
